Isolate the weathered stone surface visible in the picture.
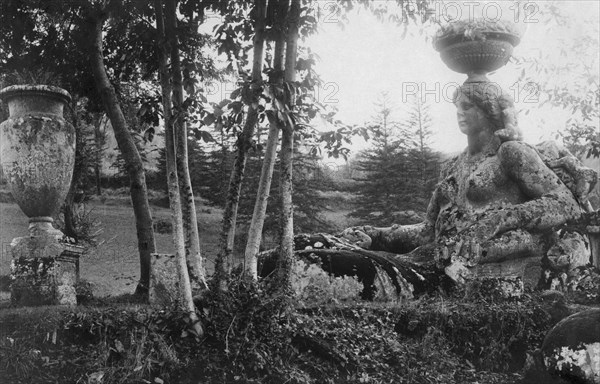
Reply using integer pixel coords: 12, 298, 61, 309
0, 85, 75, 220
546, 231, 591, 271
277, 28, 599, 298
10, 229, 65, 259
259, 234, 450, 301
471, 256, 539, 290
340, 80, 597, 289
588, 225, 600, 268
1, 85, 81, 307
149, 253, 179, 306
541, 309, 600, 383
10, 252, 80, 306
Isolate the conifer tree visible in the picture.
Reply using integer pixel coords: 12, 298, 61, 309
352, 92, 440, 225
401, 94, 440, 211
351, 92, 408, 225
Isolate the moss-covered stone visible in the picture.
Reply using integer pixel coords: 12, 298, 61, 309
10, 254, 79, 306
541, 309, 600, 383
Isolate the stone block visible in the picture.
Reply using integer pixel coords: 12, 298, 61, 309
150, 253, 178, 306
541, 309, 600, 383
10, 252, 80, 306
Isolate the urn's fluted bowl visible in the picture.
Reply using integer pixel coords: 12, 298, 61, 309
0, 85, 75, 220
435, 34, 517, 74
433, 20, 522, 75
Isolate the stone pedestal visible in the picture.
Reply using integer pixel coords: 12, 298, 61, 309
0, 84, 79, 307
149, 253, 178, 306
10, 234, 82, 306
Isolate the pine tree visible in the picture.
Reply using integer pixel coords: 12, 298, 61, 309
351, 92, 440, 225
351, 92, 409, 225
400, 94, 441, 212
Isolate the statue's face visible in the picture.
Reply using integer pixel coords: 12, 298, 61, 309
455, 97, 487, 135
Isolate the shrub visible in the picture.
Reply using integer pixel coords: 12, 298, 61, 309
75, 279, 95, 305
395, 293, 554, 372
0, 279, 548, 384
153, 218, 173, 234
0, 275, 11, 292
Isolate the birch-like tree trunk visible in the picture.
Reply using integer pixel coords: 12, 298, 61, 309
155, 0, 202, 336
89, 12, 156, 297
276, 0, 300, 288
214, 0, 269, 290
243, 1, 286, 279
244, 121, 280, 279
164, 0, 207, 290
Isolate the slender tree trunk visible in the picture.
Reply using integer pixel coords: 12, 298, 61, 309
94, 115, 105, 196
244, 120, 280, 279
214, 0, 269, 290
164, 0, 207, 291
155, 0, 202, 336
89, 13, 156, 297
63, 97, 82, 240
244, 3, 285, 279
276, 0, 300, 288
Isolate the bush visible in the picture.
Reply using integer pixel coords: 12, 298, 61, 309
75, 280, 95, 305
0, 305, 197, 384
153, 218, 173, 234
395, 293, 554, 372
0, 279, 552, 384
0, 275, 11, 292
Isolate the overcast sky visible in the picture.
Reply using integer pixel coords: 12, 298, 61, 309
305, 0, 600, 155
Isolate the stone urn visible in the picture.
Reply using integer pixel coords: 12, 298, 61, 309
0, 85, 81, 306
433, 20, 523, 81
0, 85, 75, 233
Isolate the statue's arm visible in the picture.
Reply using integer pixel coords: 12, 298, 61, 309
497, 141, 582, 232
341, 190, 439, 253
357, 221, 434, 253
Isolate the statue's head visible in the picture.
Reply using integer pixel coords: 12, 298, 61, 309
452, 81, 520, 140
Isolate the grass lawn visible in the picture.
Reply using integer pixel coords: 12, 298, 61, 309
0, 188, 359, 299
0, 197, 224, 298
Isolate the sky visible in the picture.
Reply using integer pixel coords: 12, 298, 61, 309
303, 0, 600, 155
200, 1, 599, 158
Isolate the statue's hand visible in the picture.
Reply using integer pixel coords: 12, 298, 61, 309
459, 213, 505, 242
340, 227, 373, 249
440, 212, 516, 265
495, 124, 522, 142
546, 155, 598, 203
437, 236, 484, 267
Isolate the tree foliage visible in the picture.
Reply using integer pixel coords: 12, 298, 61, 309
352, 92, 440, 225
514, 2, 599, 158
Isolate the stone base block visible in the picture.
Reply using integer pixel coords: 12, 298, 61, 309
9, 232, 83, 307
10, 254, 79, 306
471, 256, 542, 295
150, 253, 178, 306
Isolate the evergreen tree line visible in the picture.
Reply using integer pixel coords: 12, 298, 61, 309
351, 92, 441, 226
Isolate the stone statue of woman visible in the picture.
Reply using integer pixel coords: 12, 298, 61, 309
342, 80, 597, 287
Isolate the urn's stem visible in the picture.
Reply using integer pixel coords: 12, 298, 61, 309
28, 217, 63, 237
466, 71, 490, 83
